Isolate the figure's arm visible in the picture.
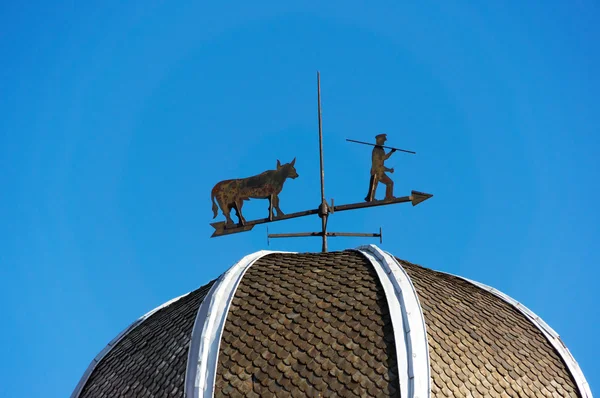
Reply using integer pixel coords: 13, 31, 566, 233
384, 148, 396, 160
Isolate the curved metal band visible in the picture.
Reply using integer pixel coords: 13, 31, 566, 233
70, 292, 190, 398
184, 249, 293, 398
356, 244, 431, 398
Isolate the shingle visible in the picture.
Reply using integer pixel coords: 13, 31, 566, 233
79, 281, 215, 398
77, 251, 583, 398
396, 258, 581, 398
214, 251, 401, 397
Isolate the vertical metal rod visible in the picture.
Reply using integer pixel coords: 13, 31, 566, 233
317, 71, 328, 253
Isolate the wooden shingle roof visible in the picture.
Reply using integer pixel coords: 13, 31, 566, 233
77, 282, 215, 398
73, 248, 588, 398
215, 251, 400, 397
398, 258, 581, 398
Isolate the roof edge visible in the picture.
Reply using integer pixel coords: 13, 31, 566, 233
185, 249, 296, 398
70, 291, 191, 398
444, 272, 593, 398
356, 244, 431, 398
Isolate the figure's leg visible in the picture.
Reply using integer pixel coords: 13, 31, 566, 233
365, 175, 375, 202
380, 174, 394, 200
371, 176, 381, 201
273, 194, 284, 216
366, 175, 380, 201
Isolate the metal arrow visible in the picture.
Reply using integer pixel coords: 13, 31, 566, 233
210, 190, 432, 237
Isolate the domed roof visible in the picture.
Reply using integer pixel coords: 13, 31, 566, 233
71, 245, 591, 398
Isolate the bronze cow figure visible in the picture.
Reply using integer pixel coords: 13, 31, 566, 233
211, 158, 299, 225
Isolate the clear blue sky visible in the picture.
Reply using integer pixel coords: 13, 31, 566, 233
1, 1, 598, 396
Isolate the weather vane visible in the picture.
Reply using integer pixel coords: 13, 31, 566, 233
209, 72, 433, 252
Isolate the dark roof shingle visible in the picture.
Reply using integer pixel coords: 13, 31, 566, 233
79, 281, 215, 398
397, 258, 580, 398
215, 251, 401, 397
75, 250, 584, 398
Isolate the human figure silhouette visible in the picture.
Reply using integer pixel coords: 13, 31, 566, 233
365, 134, 396, 202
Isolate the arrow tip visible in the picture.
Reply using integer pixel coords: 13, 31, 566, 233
410, 190, 433, 206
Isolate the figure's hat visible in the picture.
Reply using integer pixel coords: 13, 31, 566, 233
375, 133, 387, 140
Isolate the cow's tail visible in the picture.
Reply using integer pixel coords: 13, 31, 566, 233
211, 187, 219, 219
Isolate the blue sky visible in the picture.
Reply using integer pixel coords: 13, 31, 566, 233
1, 1, 598, 396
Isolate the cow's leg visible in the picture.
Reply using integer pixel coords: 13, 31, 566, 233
233, 200, 246, 225
268, 195, 274, 220
238, 200, 245, 223
273, 194, 285, 216
221, 201, 234, 225
229, 204, 240, 225
215, 195, 234, 224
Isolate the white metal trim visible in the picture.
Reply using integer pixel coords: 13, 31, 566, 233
71, 292, 190, 398
184, 249, 294, 398
356, 244, 431, 398
444, 272, 593, 398
356, 248, 409, 398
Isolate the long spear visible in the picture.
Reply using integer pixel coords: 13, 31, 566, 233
346, 138, 416, 154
